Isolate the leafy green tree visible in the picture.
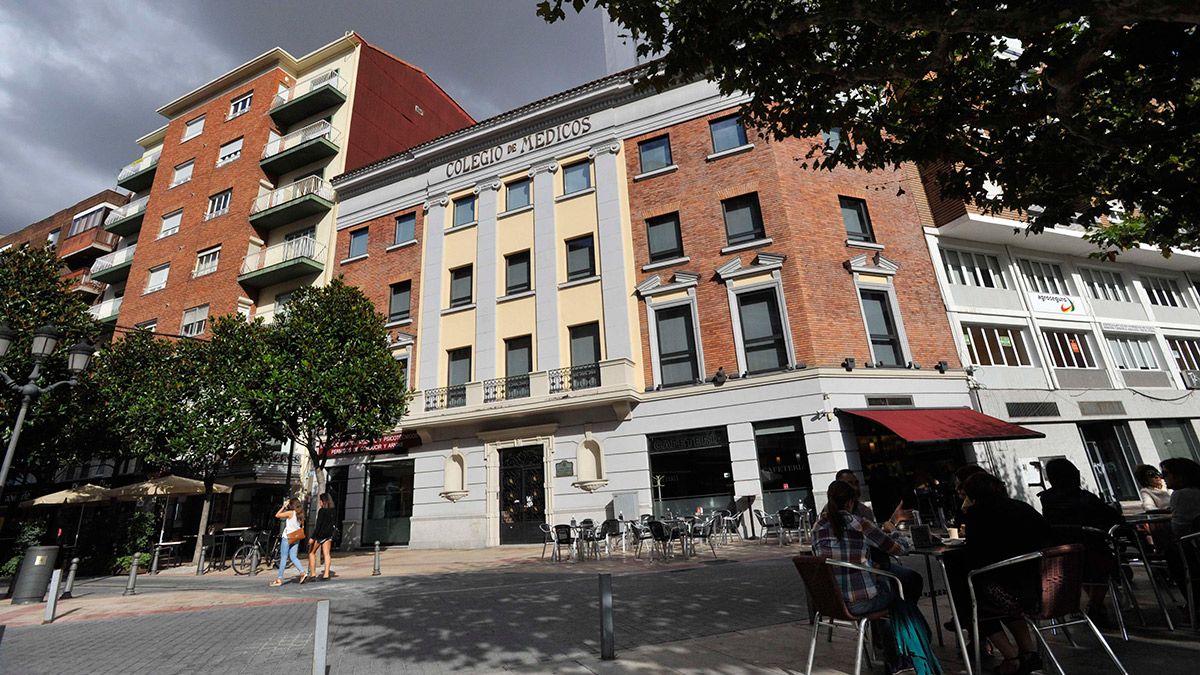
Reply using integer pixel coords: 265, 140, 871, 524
540, 1, 1200, 254
264, 278, 409, 495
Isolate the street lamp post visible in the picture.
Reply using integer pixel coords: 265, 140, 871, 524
0, 323, 95, 503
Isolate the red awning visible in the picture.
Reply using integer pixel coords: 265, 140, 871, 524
839, 407, 1044, 444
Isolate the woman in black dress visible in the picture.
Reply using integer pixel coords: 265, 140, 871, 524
307, 493, 337, 580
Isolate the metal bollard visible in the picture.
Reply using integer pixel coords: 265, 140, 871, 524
60, 558, 79, 599
599, 573, 615, 660
151, 547, 161, 575
250, 547, 260, 577
372, 541, 381, 576
43, 569, 62, 624
195, 545, 206, 576
123, 552, 140, 596
312, 599, 330, 675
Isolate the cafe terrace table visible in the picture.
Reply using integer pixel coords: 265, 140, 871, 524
911, 543, 973, 675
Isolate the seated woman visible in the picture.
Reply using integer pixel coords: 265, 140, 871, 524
958, 472, 1050, 675
1160, 457, 1200, 603
1136, 464, 1172, 512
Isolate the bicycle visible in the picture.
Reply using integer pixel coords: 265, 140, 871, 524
231, 529, 280, 575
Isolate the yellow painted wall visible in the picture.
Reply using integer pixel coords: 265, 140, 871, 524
439, 308, 476, 386
558, 281, 606, 362
495, 295, 538, 374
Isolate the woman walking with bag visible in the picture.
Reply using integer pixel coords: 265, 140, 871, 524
271, 497, 308, 586
307, 493, 336, 580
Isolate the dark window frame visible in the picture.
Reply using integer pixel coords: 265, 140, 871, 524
721, 193, 766, 245
839, 196, 875, 243
646, 212, 684, 262
393, 213, 417, 244
449, 265, 474, 308
655, 304, 700, 387
505, 178, 531, 210
452, 195, 476, 227
562, 160, 592, 195
565, 234, 596, 281
859, 288, 905, 367
347, 228, 369, 259
505, 250, 532, 295
736, 288, 789, 374
638, 135, 674, 174
709, 115, 749, 153
388, 280, 412, 323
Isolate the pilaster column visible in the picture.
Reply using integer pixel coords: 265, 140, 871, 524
530, 160, 561, 370
474, 178, 501, 381
589, 140, 633, 361
418, 195, 448, 390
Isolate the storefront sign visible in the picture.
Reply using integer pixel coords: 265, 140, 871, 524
324, 430, 421, 458
555, 460, 574, 478
1100, 321, 1155, 335
1027, 292, 1086, 316
648, 427, 728, 454
443, 116, 593, 178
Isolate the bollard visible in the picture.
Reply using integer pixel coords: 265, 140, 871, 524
195, 545, 206, 576
599, 573, 615, 660
312, 599, 330, 675
60, 558, 79, 600
43, 569, 62, 624
123, 552, 140, 596
250, 547, 260, 577
372, 541, 381, 576
151, 547, 161, 575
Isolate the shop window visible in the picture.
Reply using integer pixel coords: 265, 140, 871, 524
647, 427, 733, 517
1146, 419, 1200, 463
754, 420, 812, 513
363, 461, 414, 546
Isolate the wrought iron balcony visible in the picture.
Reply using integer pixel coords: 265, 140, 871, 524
260, 121, 340, 175
548, 363, 601, 393
269, 71, 349, 127
237, 236, 325, 289
116, 152, 161, 192
104, 195, 149, 236
483, 374, 531, 403
249, 176, 335, 231
424, 385, 467, 412
90, 244, 137, 284
88, 296, 122, 324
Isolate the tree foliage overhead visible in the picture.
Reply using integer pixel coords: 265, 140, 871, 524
539, 1, 1200, 254
264, 278, 409, 484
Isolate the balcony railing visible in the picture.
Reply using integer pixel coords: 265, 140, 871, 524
271, 71, 348, 109
88, 296, 122, 322
424, 386, 467, 412
64, 269, 105, 295
251, 176, 336, 215
483, 374, 531, 403
240, 236, 325, 275
91, 244, 137, 275
116, 152, 161, 182
262, 121, 339, 160
548, 363, 601, 393
59, 227, 118, 260
104, 196, 149, 227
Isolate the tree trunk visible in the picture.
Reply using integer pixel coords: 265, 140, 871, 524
190, 481, 214, 568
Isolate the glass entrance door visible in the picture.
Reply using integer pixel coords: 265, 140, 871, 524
1079, 422, 1141, 502
499, 445, 546, 545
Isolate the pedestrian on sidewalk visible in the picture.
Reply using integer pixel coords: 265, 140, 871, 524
308, 493, 336, 580
271, 497, 308, 586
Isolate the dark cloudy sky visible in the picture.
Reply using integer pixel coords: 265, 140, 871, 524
0, 0, 614, 233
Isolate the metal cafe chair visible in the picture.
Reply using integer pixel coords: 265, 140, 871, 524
1179, 530, 1200, 630
792, 555, 904, 675
551, 524, 576, 562
1118, 520, 1177, 630
779, 508, 803, 545
754, 509, 785, 545
539, 523, 555, 561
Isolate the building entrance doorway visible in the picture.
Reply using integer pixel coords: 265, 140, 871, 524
1079, 422, 1141, 502
498, 445, 546, 545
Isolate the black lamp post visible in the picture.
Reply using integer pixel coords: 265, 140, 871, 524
0, 323, 95, 502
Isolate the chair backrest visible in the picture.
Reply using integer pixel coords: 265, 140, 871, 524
791, 555, 856, 622
580, 518, 594, 528
599, 519, 621, 537
648, 520, 671, 542
778, 509, 800, 529
554, 524, 574, 543
539, 523, 554, 540
1035, 543, 1084, 620
754, 509, 768, 527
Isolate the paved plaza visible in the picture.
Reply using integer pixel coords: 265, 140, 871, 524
0, 542, 1197, 674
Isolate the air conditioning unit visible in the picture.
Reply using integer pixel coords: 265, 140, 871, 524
1183, 370, 1200, 390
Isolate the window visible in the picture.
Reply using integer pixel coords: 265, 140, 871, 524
709, 115, 749, 153
505, 335, 533, 378
839, 196, 874, 243
181, 305, 209, 337
194, 246, 220, 277
566, 234, 596, 281
67, 209, 105, 236
449, 265, 473, 307
638, 136, 673, 173
506, 178, 531, 210
205, 190, 231, 220
1107, 335, 1159, 370
47, 229, 60, 247
448, 347, 472, 386
563, 160, 591, 194
228, 92, 252, 119
1043, 329, 1097, 368
348, 228, 369, 259
962, 324, 1033, 367
135, 320, 157, 333
159, 210, 183, 238
1143, 276, 1188, 307
754, 420, 812, 512
274, 292, 293, 315
144, 263, 170, 293
505, 250, 531, 295
216, 138, 243, 166
1168, 337, 1200, 371
569, 322, 602, 389
940, 248, 1008, 289
388, 281, 411, 323
170, 160, 194, 188
452, 195, 476, 227
656, 304, 700, 386
646, 213, 683, 262
1080, 268, 1131, 302
860, 289, 904, 367
393, 213, 416, 244
738, 289, 788, 373
722, 193, 765, 245
182, 115, 205, 141
1019, 259, 1070, 295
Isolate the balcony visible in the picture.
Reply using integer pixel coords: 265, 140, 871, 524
88, 296, 122, 324
90, 245, 137, 284
269, 71, 349, 127
259, 121, 340, 176
58, 227, 118, 265
116, 152, 161, 192
410, 359, 639, 430
249, 176, 335, 231
104, 196, 149, 236
64, 269, 105, 297
237, 236, 325, 289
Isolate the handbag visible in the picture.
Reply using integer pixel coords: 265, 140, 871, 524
287, 527, 306, 545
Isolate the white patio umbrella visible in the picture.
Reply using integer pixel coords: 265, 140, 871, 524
106, 475, 232, 544
19, 483, 112, 547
